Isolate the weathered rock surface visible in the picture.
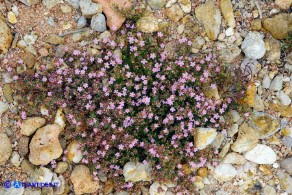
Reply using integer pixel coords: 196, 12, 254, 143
262, 13, 292, 40
213, 163, 237, 182
70, 165, 99, 195
220, 0, 235, 27
93, 0, 133, 31
222, 152, 246, 165
0, 15, 13, 54
148, 0, 166, 9
241, 31, 266, 60
244, 144, 277, 164
123, 162, 152, 182
29, 124, 63, 165
20, 117, 46, 136
0, 133, 12, 165
194, 127, 217, 150
66, 140, 83, 163
0, 101, 9, 115
91, 13, 107, 32
80, 0, 102, 18
277, 170, 292, 193
248, 112, 280, 139
275, 0, 292, 10
149, 182, 168, 195
280, 158, 292, 174
195, 0, 221, 40
136, 12, 159, 33
231, 123, 259, 153
42, 0, 62, 9
165, 4, 184, 22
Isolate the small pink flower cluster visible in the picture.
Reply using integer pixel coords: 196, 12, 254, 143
18, 23, 246, 192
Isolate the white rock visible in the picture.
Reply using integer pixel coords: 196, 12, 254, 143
0, 187, 24, 195
276, 91, 291, 105
149, 182, 168, 195
54, 108, 66, 129
270, 74, 283, 91
244, 144, 277, 164
77, 16, 87, 28
40, 105, 49, 116
262, 76, 271, 89
0, 101, 9, 115
213, 163, 237, 182
80, 0, 102, 18
91, 13, 107, 32
10, 151, 22, 167
148, 0, 167, 9
194, 127, 217, 150
225, 27, 234, 36
166, 0, 176, 8
123, 162, 152, 182
33, 167, 53, 183
178, 0, 191, 13
222, 152, 246, 164
66, 140, 83, 163
0, 133, 12, 165
241, 31, 266, 60
263, 185, 276, 195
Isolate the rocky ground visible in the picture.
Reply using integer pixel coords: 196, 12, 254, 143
0, 0, 292, 194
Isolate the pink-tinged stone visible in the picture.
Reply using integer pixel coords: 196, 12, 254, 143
93, 0, 133, 31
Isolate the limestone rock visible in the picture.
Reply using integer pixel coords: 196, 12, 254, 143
18, 0, 40, 6
213, 163, 237, 182
23, 52, 35, 68
195, 0, 222, 40
18, 136, 29, 156
136, 12, 159, 33
231, 123, 259, 153
264, 38, 281, 62
93, 0, 133, 31
123, 162, 152, 182
29, 124, 63, 165
262, 13, 292, 40
0, 133, 12, 165
0, 101, 9, 115
149, 182, 168, 195
44, 34, 64, 45
270, 74, 283, 91
275, 0, 292, 10
241, 31, 266, 60
276, 91, 291, 106
0, 17, 13, 54
91, 13, 107, 32
70, 165, 99, 195
54, 108, 66, 129
42, 0, 62, 9
194, 127, 217, 150
3, 84, 13, 103
178, 0, 191, 13
148, 0, 166, 9
244, 144, 277, 164
165, 4, 184, 22
269, 103, 292, 118
220, 0, 236, 27
277, 170, 292, 193
280, 158, 292, 174
7, 11, 17, 24
248, 112, 280, 139
222, 152, 246, 164
33, 167, 53, 183
20, 117, 46, 136
80, 0, 102, 18
10, 151, 22, 167
216, 43, 241, 63
66, 140, 83, 163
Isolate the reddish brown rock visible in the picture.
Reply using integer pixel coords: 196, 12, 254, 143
93, 0, 133, 31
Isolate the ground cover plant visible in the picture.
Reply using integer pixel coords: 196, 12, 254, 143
15, 22, 249, 192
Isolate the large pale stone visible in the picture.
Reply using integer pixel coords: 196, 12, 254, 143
222, 152, 246, 165
136, 12, 159, 33
54, 108, 66, 129
244, 144, 277, 164
165, 4, 184, 22
20, 117, 46, 136
0, 133, 12, 165
93, 0, 133, 31
275, 0, 292, 10
241, 31, 266, 60
0, 17, 13, 54
213, 163, 237, 182
277, 170, 292, 193
280, 158, 292, 174
195, 0, 222, 40
220, 0, 236, 27
248, 112, 280, 139
262, 13, 292, 40
66, 140, 83, 163
29, 124, 63, 165
194, 127, 217, 150
231, 123, 259, 153
149, 182, 168, 195
123, 162, 152, 182
70, 165, 99, 195
80, 0, 102, 18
